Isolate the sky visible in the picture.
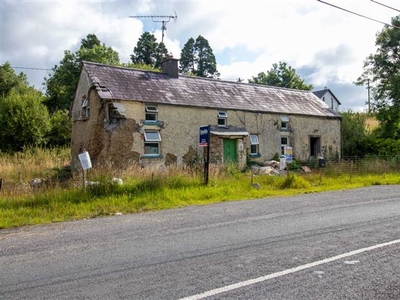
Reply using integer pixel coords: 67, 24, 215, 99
1, 0, 399, 112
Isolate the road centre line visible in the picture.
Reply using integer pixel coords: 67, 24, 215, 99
178, 239, 400, 300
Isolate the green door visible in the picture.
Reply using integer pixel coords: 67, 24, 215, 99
223, 139, 237, 163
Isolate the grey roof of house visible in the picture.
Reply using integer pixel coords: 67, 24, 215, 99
82, 61, 341, 119
313, 88, 342, 105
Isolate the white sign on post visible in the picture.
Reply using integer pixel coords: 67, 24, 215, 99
78, 151, 92, 170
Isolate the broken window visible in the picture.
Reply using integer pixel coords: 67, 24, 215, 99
81, 96, 90, 118
145, 105, 158, 122
250, 134, 259, 155
217, 111, 228, 127
280, 116, 289, 130
281, 136, 289, 155
144, 130, 161, 155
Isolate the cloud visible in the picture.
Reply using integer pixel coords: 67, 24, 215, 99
1, 0, 397, 111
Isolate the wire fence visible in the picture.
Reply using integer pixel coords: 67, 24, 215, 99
299, 155, 400, 176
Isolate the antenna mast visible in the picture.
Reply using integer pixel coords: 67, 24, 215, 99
129, 13, 177, 45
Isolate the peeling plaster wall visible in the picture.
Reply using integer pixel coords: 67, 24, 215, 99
71, 89, 341, 170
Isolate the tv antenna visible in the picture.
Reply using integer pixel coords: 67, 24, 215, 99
129, 13, 177, 45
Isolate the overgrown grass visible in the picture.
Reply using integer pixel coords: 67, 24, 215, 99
2, 148, 400, 229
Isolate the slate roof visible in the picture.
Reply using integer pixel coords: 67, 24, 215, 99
313, 88, 342, 105
82, 61, 340, 119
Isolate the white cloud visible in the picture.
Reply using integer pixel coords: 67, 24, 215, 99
1, 0, 397, 111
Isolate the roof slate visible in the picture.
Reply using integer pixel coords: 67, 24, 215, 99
82, 61, 340, 118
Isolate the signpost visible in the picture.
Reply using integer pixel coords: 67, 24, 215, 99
78, 150, 92, 190
199, 125, 210, 185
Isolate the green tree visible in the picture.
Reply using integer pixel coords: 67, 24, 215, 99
355, 16, 400, 139
248, 61, 313, 90
130, 32, 169, 69
46, 109, 73, 147
0, 87, 50, 152
179, 35, 219, 78
44, 34, 120, 112
0, 62, 29, 98
340, 110, 375, 157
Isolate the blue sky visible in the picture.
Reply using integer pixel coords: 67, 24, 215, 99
1, 0, 398, 112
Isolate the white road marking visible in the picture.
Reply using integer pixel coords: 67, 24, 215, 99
178, 239, 400, 300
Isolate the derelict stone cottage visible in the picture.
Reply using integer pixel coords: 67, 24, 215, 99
70, 58, 341, 171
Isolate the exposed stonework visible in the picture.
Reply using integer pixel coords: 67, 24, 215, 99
165, 153, 177, 166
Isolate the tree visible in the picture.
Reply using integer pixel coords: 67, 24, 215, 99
0, 87, 50, 152
46, 109, 73, 147
0, 62, 29, 98
130, 32, 169, 69
179, 35, 219, 78
340, 110, 375, 157
44, 34, 120, 112
355, 16, 400, 139
248, 61, 313, 90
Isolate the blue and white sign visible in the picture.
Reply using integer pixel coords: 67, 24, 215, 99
199, 125, 210, 147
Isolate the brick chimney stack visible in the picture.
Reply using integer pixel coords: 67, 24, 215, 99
162, 54, 179, 78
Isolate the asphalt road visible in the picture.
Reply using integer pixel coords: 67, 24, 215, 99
1, 185, 400, 299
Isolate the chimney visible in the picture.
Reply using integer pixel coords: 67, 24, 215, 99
162, 54, 179, 78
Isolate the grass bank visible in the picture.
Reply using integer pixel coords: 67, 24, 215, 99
2, 162, 400, 229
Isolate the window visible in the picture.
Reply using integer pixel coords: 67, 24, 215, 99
144, 131, 161, 155
281, 116, 289, 130
145, 105, 158, 122
250, 135, 259, 155
218, 111, 228, 127
281, 136, 289, 155
82, 97, 90, 118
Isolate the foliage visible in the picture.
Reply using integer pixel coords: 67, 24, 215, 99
44, 34, 120, 112
0, 87, 50, 151
0, 62, 29, 98
341, 110, 375, 157
355, 16, 400, 139
179, 35, 219, 78
248, 61, 313, 90
130, 32, 169, 69
46, 109, 73, 147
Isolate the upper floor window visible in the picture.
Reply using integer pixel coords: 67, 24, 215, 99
144, 130, 161, 155
281, 116, 289, 130
82, 96, 90, 118
145, 105, 158, 122
218, 111, 228, 127
250, 134, 259, 155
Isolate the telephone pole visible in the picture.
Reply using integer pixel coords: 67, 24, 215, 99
129, 13, 177, 45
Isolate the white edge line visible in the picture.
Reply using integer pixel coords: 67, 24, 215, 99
178, 239, 400, 300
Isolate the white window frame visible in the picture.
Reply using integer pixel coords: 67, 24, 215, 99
82, 98, 90, 118
217, 111, 228, 127
281, 115, 289, 130
145, 105, 158, 122
250, 134, 259, 155
281, 136, 289, 155
144, 131, 161, 155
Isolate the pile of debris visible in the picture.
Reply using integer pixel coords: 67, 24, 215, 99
251, 160, 313, 175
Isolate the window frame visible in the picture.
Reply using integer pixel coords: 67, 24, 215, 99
145, 105, 158, 122
81, 97, 90, 118
217, 111, 228, 127
281, 136, 289, 155
280, 115, 289, 130
250, 134, 259, 155
144, 131, 161, 155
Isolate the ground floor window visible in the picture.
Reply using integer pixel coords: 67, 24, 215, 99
144, 131, 161, 155
281, 136, 289, 155
250, 134, 259, 155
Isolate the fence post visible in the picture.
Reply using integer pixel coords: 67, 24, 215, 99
0, 178, 3, 193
